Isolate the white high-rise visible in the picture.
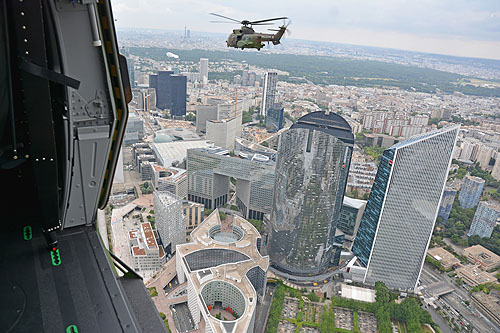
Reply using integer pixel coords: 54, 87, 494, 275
154, 191, 185, 255
199, 58, 208, 84
352, 125, 460, 291
261, 72, 277, 117
468, 201, 500, 238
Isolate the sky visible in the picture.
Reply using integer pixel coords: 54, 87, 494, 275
113, 0, 500, 60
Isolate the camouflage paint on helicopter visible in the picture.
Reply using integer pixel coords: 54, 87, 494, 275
210, 13, 289, 50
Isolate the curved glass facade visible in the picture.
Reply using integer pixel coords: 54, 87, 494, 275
269, 112, 354, 277
184, 249, 249, 272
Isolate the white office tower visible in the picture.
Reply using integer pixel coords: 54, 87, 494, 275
352, 125, 459, 291
260, 72, 277, 117
199, 58, 208, 84
154, 191, 185, 255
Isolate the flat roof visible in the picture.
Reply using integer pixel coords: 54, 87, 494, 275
464, 245, 500, 264
427, 247, 460, 266
142, 222, 158, 249
153, 140, 213, 167
456, 265, 497, 285
341, 284, 375, 303
343, 196, 367, 210
193, 146, 275, 165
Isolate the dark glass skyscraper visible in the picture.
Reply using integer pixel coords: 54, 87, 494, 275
269, 111, 354, 277
150, 71, 186, 116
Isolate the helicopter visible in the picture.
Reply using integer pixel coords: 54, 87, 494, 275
210, 13, 290, 50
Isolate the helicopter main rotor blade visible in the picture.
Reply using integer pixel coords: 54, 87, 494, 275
252, 23, 275, 26
250, 17, 288, 24
209, 21, 238, 24
209, 13, 241, 23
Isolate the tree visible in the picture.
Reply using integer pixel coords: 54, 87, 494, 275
375, 281, 390, 305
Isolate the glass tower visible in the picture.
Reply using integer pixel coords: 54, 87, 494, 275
458, 175, 485, 209
269, 111, 354, 277
352, 126, 459, 291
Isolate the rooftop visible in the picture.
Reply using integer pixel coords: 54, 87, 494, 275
427, 247, 460, 268
153, 140, 213, 167
343, 196, 367, 210
176, 210, 269, 333
142, 222, 158, 250
194, 146, 275, 165
456, 265, 497, 285
391, 125, 460, 150
292, 111, 354, 145
154, 191, 182, 207
341, 284, 375, 303
464, 245, 500, 266
465, 174, 486, 184
153, 128, 200, 144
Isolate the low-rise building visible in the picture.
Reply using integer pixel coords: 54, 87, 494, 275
129, 222, 165, 272
463, 245, 500, 271
183, 200, 204, 238
176, 210, 269, 332
427, 247, 461, 270
455, 265, 497, 287
471, 291, 500, 328
152, 164, 187, 198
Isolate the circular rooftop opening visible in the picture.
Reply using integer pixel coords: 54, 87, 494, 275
201, 280, 245, 321
209, 225, 244, 244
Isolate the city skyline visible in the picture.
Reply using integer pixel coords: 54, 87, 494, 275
113, 0, 500, 60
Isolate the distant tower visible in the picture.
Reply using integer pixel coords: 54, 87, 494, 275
437, 187, 457, 222
352, 126, 459, 291
458, 175, 485, 208
468, 201, 500, 238
269, 111, 354, 278
261, 72, 278, 117
155, 71, 187, 116
199, 58, 208, 85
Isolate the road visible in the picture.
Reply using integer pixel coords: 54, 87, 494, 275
420, 264, 500, 333
254, 284, 275, 333
171, 302, 195, 333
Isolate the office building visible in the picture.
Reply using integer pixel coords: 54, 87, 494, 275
260, 72, 277, 117
152, 164, 187, 198
463, 245, 500, 271
456, 265, 497, 287
176, 210, 269, 332
352, 126, 459, 291
199, 58, 208, 84
195, 105, 218, 133
266, 105, 284, 132
150, 71, 187, 116
187, 146, 275, 220
458, 175, 485, 209
206, 118, 238, 150
492, 158, 500, 181
437, 187, 458, 222
427, 247, 460, 270
269, 111, 354, 277
123, 112, 144, 144
183, 200, 204, 237
128, 222, 165, 272
154, 191, 185, 255
468, 201, 500, 238
337, 196, 367, 242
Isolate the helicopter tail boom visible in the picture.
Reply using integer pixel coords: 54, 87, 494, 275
272, 26, 287, 44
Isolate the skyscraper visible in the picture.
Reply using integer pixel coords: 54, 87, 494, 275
352, 126, 459, 291
458, 175, 485, 208
269, 111, 354, 277
153, 71, 187, 116
468, 201, 500, 238
266, 105, 284, 132
437, 187, 458, 222
261, 72, 277, 117
154, 190, 185, 255
199, 58, 208, 84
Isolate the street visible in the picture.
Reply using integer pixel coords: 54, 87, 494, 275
254, 283, 276, 333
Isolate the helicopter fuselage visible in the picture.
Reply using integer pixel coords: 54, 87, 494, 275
226, 25, 286, 50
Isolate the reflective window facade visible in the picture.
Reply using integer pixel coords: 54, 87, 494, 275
458, 175, 485, 209
354, 126, 459, 291
184, 248, 250, 272
269, 112, 354, 277
352, 149, 395, 266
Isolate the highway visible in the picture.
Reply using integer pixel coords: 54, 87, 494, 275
420, 264, 500, 333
